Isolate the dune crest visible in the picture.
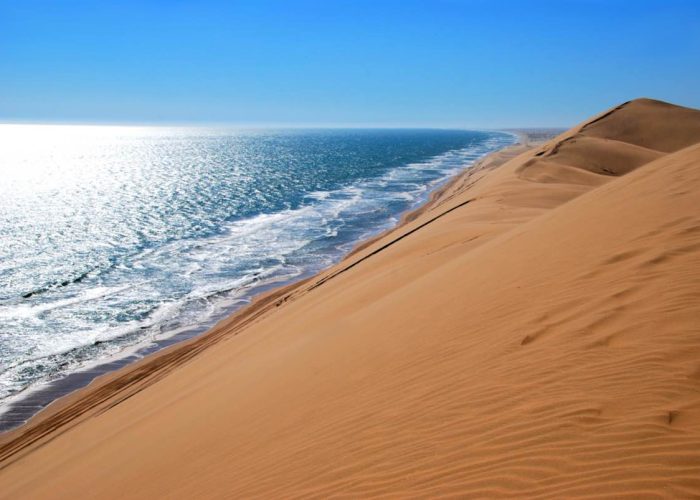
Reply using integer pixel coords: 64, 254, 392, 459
1, 98, 700, 498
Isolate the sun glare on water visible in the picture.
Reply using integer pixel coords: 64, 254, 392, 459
0, 124, 180, 195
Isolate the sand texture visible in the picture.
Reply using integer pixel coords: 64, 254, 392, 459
1, 98, 700, 498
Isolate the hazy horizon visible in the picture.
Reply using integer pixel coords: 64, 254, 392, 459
0, 120, 565, 130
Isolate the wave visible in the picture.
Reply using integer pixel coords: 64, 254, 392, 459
0, 130, 515, 421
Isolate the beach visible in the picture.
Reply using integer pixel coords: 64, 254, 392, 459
0, 129, 514, 430
1, 98, 700, 497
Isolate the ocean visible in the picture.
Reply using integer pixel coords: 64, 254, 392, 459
0, 125, 514, 426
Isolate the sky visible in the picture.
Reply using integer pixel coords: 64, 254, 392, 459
1, 0, 699, 128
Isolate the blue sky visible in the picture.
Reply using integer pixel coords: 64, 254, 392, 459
1, 0, 699, 127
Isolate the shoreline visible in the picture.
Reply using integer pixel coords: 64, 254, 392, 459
3, 99, 698, 497
0, 130, 535, 436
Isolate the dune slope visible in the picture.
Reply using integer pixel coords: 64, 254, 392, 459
1, 98, 700, 498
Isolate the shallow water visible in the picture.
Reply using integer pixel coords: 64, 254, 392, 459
0, 125, 513, 417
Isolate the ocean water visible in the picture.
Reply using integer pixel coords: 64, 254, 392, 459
0, 125, 513, 417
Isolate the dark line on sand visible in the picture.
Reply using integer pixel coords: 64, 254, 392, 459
309, 197, 475, 291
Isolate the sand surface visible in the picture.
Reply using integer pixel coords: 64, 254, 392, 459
1, 98, 700, 498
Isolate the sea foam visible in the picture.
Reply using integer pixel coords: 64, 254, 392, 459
0, 126, 514, 424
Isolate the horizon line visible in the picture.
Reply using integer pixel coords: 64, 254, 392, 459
0, 119, 569, 131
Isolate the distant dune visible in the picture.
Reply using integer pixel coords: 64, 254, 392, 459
2, 98, 700, 498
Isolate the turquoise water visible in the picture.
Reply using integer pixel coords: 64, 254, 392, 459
0, 125, 513, 414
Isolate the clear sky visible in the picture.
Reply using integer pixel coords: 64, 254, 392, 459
1, 0, 699, 128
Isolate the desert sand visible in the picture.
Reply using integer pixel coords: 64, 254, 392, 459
1, 98, 700, 498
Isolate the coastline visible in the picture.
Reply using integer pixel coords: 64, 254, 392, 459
345, 134, 533, 258
0, 130, 531, 436
2, 99, 700, 497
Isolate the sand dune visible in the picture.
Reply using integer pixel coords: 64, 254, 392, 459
1, 98, 700, 498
